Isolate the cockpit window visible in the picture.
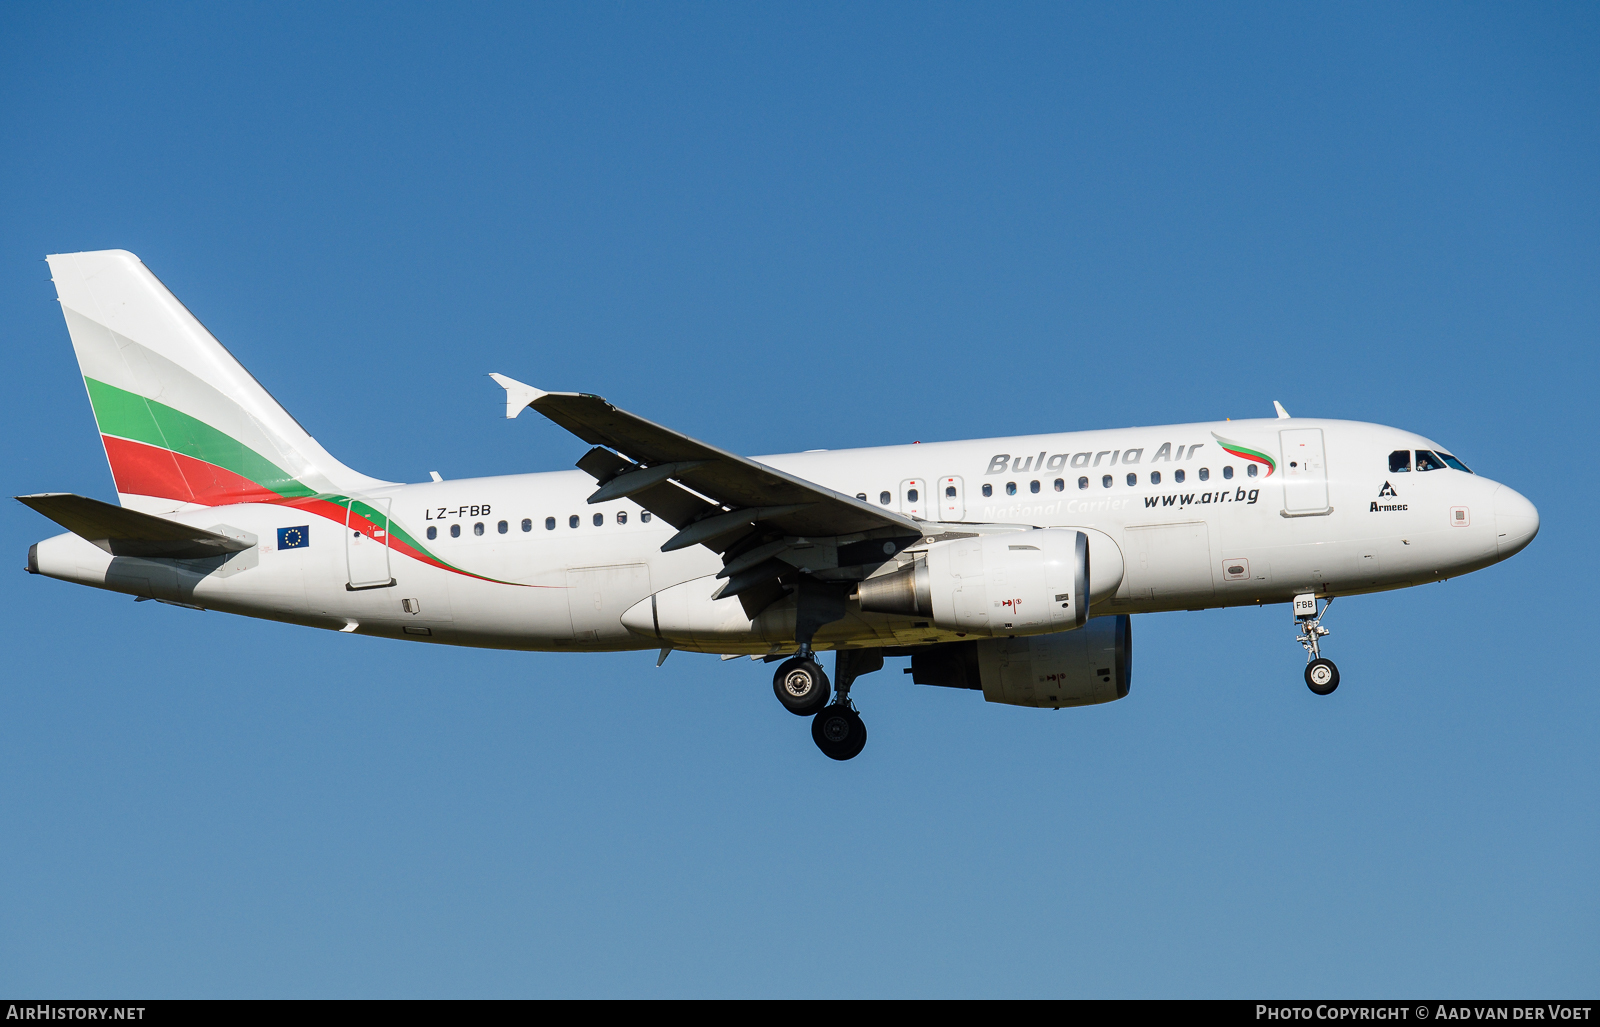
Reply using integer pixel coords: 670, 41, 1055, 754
1389, 449, 1411, 473
1437, 452, 1472, 473
1415, 450, 1447, 472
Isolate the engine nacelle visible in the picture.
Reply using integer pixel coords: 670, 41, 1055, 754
909, 614, 1132, 709
857, 528, 1103, 638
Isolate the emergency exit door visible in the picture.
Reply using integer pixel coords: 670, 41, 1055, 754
938, 476, 965, 521
346, 497, 393, 589
1279, 428, 1331, 515
899, 478, 928, 520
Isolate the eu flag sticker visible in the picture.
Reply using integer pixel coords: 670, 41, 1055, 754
277, 525, 310, 550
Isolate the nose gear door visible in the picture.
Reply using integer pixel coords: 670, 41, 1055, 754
1279, 428, 1331, 516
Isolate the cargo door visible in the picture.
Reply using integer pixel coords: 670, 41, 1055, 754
346, 497, 393, 589
1123, 522, 1214, 601
1280, 428, 1331, 515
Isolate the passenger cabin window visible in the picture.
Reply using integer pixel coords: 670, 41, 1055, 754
856, 493, 867, 501
593, 512, 604, 526
1006, 482, 1016, 496
569, 515, 579, 529
1053, 478, 1064, 492
1247, 464, 1258, 478
474, 522, 485, 536
879, 491, 891, 505
1175, 469, 1186, 483
907, 488, 918, 503
641, 511, 652, 523
617, 511, 627, 524
1126, 472, 1137, 486
981, 484, 993, 498
451, 524, 461, 538
1223, 466, 1233, 480
1150, 471, 1161, 484
1102, 474, 1112, 488
945, 485, 957, 498
427, 526, 437, 540
1438, 452, 1472, 473
1078, 476, 1089, 490
522, 518, 532, 532
1415, 450, 1446, 472
1026, 480, 1037, 494
497, 520, 508, 534
1198, 467, 1210, 482
545, 517, 556, 530
1389, 450, 1412, 473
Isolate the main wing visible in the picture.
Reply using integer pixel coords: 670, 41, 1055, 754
490, 374, 926, 610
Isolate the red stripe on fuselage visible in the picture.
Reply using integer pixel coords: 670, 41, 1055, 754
271, 495, 516, 584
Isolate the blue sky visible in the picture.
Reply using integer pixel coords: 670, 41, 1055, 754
1, 2, 1595, 997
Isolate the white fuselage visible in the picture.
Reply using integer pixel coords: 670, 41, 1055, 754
31, 417, 1538, 654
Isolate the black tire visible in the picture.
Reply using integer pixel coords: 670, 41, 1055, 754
811, 705, 867, 761
773, 657, 831, 715
1305, 658, 1339, 695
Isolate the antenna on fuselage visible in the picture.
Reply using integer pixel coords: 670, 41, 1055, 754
1273, 401, 1291, 419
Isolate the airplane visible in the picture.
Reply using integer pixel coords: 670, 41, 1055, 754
20, 250, 1540, 760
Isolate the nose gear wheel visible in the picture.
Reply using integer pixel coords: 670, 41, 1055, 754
1305, 658, 1339, 694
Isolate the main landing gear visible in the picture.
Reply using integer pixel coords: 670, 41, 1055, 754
1294, 592, 1339, 695
772, 646, 880, 760
773, 655, 830, 715
812, 704, 867, 762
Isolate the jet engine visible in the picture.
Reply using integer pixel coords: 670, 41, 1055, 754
855, 528, 1118, 638
908, 614, 1132, 709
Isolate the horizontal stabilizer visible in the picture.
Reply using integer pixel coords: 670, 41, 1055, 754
16, 493, 255, 560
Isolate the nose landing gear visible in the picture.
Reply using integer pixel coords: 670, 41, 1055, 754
1294, 592, 1339, 695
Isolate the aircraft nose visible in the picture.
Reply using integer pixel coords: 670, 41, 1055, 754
1493, 485, 1539, 557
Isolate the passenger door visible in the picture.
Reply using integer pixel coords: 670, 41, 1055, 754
1280, 428, 1331, 515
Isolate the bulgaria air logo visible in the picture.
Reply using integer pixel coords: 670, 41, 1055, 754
1211, 433, 1276, 476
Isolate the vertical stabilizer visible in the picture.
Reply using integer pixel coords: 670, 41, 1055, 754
47, 250, 390, 513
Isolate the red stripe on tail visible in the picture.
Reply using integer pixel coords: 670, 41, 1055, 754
102, 436, 282, 505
